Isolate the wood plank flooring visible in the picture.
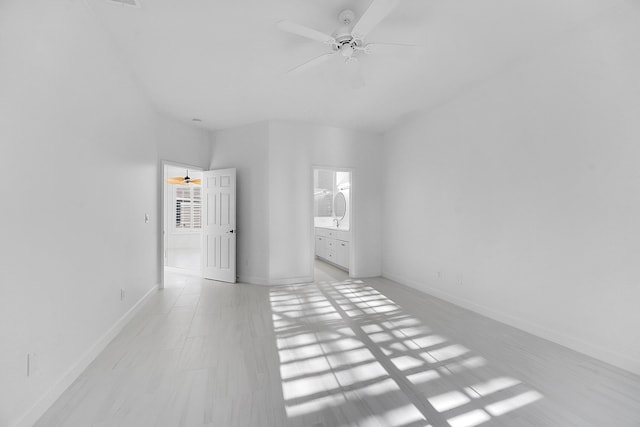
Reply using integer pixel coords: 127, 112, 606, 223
35, 261, 640, 426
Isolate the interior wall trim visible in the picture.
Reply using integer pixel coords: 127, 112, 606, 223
383, 270, 640, 377
238, 275, 314, 286
14, 284, 159, 427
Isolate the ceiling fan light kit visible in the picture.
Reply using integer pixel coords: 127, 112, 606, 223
277, 0, 409, 77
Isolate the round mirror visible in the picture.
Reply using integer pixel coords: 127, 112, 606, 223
334, 192, 347, 220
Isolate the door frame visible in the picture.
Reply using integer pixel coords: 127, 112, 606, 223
310, 165, 355, 281
159, 160, 204, 289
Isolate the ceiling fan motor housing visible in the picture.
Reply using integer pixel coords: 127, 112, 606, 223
333, 10, 362, 57
277, 1, 406, 75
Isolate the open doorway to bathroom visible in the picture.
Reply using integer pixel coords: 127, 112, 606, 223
313, 168, 352, 275
162, 162, 203, 283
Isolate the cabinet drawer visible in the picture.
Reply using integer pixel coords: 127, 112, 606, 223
316, 228, 350, 241
336, 230, 350, 241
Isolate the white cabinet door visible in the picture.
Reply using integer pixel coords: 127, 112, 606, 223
315, 235, 327, 259
337, 240, 349, 269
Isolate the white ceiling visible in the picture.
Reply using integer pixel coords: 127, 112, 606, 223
87, 0, 627, 133
166, 165, 201, 180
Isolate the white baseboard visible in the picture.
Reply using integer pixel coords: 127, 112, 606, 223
383, 270, 640, 377
238, 274, 314, 286
270, 275, 314, 285
14, 284, 159, 427
237, 274, 271, 285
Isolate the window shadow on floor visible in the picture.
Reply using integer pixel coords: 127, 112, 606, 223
270, 278, 543, 427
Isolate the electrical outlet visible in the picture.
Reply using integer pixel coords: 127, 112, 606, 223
26, 353, 38, 377
120, 288, 125, 301
144, 213, 150, 224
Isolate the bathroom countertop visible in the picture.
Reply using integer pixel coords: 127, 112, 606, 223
315, 225, 350, 232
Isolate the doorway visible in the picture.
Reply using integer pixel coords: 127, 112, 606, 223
162, 162, 203, 283
313, 167, 352, 276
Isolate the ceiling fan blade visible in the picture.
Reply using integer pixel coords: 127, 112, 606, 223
277, 20, 336, 44
190, 179, 202, 185
287, 52, 337, 75
351, 0, 400, 40
166, 177, 186, 184
362, 42, 418, 55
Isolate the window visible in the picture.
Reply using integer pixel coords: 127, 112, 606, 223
175, 186, 201, 229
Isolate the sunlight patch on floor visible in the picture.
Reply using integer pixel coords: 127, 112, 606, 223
429, 390, 472, 413
447, 409, 492, 427
270, 277, 543, 426
485, 390, 543, 416
465, 377, 521, 398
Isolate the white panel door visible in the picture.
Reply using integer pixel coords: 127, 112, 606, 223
202, 168, 236, 283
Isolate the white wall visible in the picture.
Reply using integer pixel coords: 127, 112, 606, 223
382, 5, 640, 375
156, 118, 211, 170
0, 1, 208, 425
210, 123, 270, 284
267, 125, 314, 282
270, 121, 383, 280
210, 121, 383, 284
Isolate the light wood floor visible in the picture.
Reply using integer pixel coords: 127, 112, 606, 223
36, 261, 640, 426
166, 248, 201, 273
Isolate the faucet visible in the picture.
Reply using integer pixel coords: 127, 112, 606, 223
333, 217, 340, 228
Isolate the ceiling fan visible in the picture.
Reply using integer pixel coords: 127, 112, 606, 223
165, 170, 201, 185
277, 0, 414, 75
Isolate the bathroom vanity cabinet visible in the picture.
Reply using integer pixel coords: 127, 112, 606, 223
315, 227, 350, 271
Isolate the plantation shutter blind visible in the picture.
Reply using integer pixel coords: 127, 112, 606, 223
175, 186, 202, 229
192, 187, 201, 228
